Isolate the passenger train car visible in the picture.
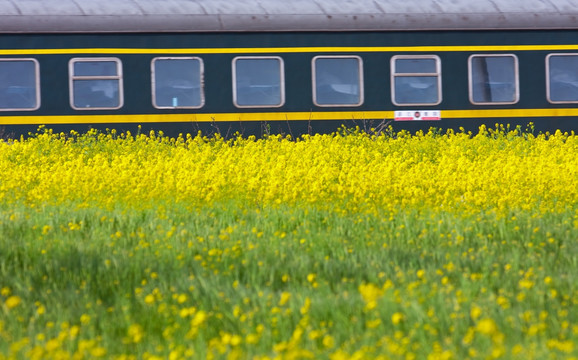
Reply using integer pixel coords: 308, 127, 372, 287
2, 0, 578, 137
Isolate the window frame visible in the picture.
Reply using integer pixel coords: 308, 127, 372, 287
0, 58, 41, 112
151, 56, 205, 109
69, 57, 123, 110
468, 54, 519, 105
390, 55, 442, 106
546, 53, 578, 104
232, 56, 285, 108
311, 55, 364, 107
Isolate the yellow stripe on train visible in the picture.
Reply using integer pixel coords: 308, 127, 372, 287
2, 108, 578, 125
2, 44, 578, 55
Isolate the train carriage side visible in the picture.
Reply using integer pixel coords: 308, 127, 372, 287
2, 1, 578, 137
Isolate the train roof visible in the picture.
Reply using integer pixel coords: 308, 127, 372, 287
1, 0, 578, 33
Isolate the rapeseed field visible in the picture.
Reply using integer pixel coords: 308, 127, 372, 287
0, 125, 576, 359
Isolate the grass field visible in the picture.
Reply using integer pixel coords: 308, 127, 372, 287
0, 125, 577, 359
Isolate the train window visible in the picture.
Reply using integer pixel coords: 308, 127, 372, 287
232, 57, 284, 108
546, 54, 578, 103
69, 58, 123, 110
151, 57, 204, 109
0, 59, 40, 111
391, 55, 441, 106
312, 56, 363, 107
469, 55, 519, 105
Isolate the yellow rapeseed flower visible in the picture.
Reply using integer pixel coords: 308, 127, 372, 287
5, 295, 21, 309
476, 318, 498, 336
126, 324, 144, 344
470, 305, 482, 320
391, 312, 404, 325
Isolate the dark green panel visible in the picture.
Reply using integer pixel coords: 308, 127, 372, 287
4, 29, 578, 50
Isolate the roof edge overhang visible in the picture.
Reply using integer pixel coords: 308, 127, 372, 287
1, 13, 578, 33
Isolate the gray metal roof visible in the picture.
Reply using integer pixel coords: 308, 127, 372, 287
1, 0, 578, 33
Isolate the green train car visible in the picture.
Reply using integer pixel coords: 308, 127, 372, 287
2, 0, 578, 137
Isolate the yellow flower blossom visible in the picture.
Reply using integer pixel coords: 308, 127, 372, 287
126, 324, 144, 344
476, 318, 498, 336
5, 295, 21, 309
391, 312, 404, 325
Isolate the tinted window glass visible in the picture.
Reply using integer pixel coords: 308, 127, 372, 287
394, 76, 439, 104
74, 61, 118, 76
0, 59, 39, 110
234, 57, 284, 107
470, 55, 518, 104
548, 54, 578, 103
313, 57, 363, 106
72, 80, 120, 108
391, 56, 441, 106
70, 58, 123, 110
153, 58, 203, 108
395, 58, 437, 74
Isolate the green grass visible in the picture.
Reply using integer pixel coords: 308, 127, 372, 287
1, 202, 577, 359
